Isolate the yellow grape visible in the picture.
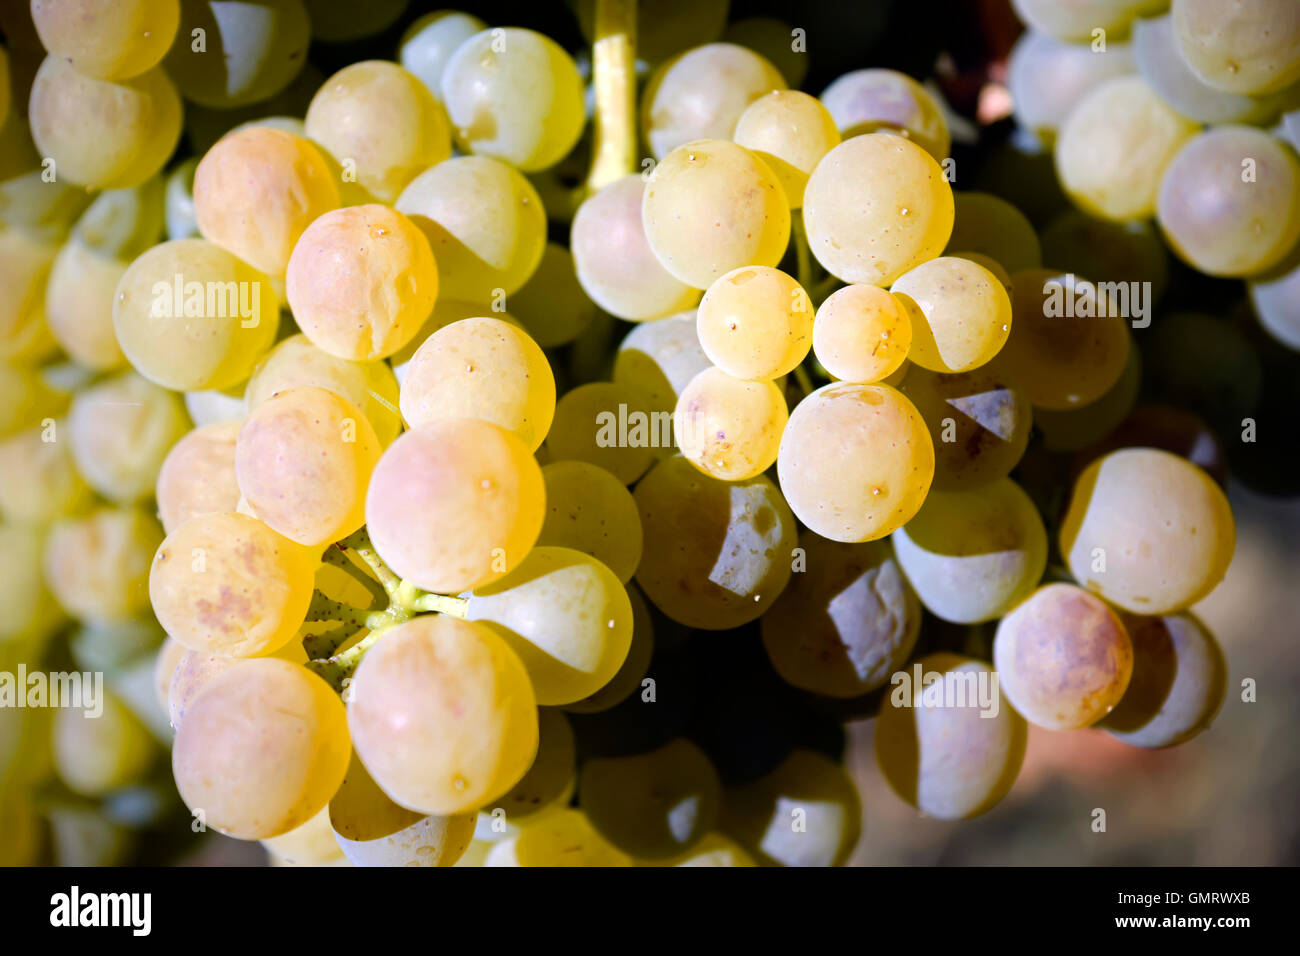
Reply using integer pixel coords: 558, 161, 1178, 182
634, 454, 796, 629
777, 383, 934, 543
1101, 612, 1227, 748
28, 56, 181, 189
539, 461, 643, 584
564, 583, 654, 714
696, 266, 812, 380
641, 43, 786, 160
571, 176, 700, 323
642, 140, 791, 290
235, 386, 381, 548
803, 133, 954, 286
173, 658, 350, 840
892, 256, 1012, 374
545, 381, 659, 485
365, 420, 545, 594
46, 239, 128, 370
0, 113, 94, 243
1054, 76, 1198, 222
244, 334, 402, 448
442, 27, 585, 172
987, 269, 1131, 410
193, 126, 340, 277
164, 0, 310, 108
1060, 448, 1235, 614
897, 364, 1033, 490
875, 653, 1028, 820
348, 614, 538, 817
661, 833, 757, 867
1172, 0, 1300, 95
733, 91, 841, 209
44, 507, 162, 624
993, 583, 1134, 730
812, 284, 912, 384
508, 243, 598, 348
488, 707, 576, 823
722, 17, 807, 87
819, 68, 951, 160
167, 639, 306, 729
1008, 29, 1136, 144
113, 238, 280, 390
68, 372, 190, 504
674, 367, 788, 482
1157, 125, 1300, 278
261, 807, 346, 866
945, 192, 1042, 274
613, 310, 712, 417
184, 387, 246, 427
31, 0, 178, 80
761, 530, 921, 698
1011, 0, 1167, 42
0, 228, 59, 363
0, 363, 67, 441
0, 525, 63, 654
390, 298, 525, 379
304, 61, 451, 203
579, 739, 722, 860
485, 809, 632, 867
0, 422, 92, 525
399, 11, 487, 101
893, 478, 1047, 624
722, 750, 860, 867
465, 546, 633, 707
149, 512, 318, 657
400, 317, 554, 452
53, 692, 155, 797
395, 155, 547, 302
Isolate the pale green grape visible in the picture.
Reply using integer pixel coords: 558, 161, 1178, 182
803, 133, 954, 286
674, 367, 788, 482
1039, 210, 1169, 302
0, 363, 67, 441
1250, 254, 1300, 351
348, 615, 539, 817
53, 692, 155, 797
73, 175, 167, 259
761, 530, 921, 698
777, 383, 934, 543
642, 140, 790, 290
32, 0, 179, 80
114, 238, 279, 390
722, 17, 807, 87
365, 420, 545, 594
261, 806, 346, 866
539, 461, 643, 583
184, 387, 246, 427
875, 652, 1027, 820
0, 228, 59, 363
442, 28, 585, 172
579, 739, 721, 860
485, 809, 633, 867
0, 525, 63, 654
399, 11, 487, 101
634, 454, 796, 629
545, 381, 659, 484
946, 192, 1042, 274
305, 61, 451, 203
396, 156, 547, 302
489, 707, 576, 823
1172, 0, 1300, 94
1060, 448, 1235, 614
0, 422, 92, 525
812, 285, 912, 384
173, 658, 350, 839
819, 69, 950, 160
149, 512, 318, 657
614, 310, 711, 418
733, 91, 841, 208
1008, 30, 1136, 143
68, 372, 190, 504
46, 239, 129, 371
1012, 0, 1167, 41
641, 43, 786, 159
993, 583, 1134, 730
0, 111, 94, 243
564, 583, 654, 714
696, 266, 812, 379
44, 508, 162, 624
508, 243, 598, 348
466, 546, 633, 707
892, 256, 1012, 374
164, 158, 199, 241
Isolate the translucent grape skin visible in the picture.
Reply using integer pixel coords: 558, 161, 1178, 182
812, 285, 912, 384
286, 204, 436, 362
634, 454, 797, 630
761, 531, 921, 698
642, 140, 791, 291
777, 383, 935, 544
946, 192, 1042, 275
400, 317, 555, 452
564, 583, 655, 714
31, 0, 179, 80
399, 11, 487, 101
0, 422, 91, 525
484, 808, 632, 867
305, 61, 451, 204
876, 653, 1028, 820
1100, 612, 1227, 749
803, 133, 955, 287
1172, 0, 1300, 95
993, 583, 1134, 731
193, 126, 341, 277
579, 739, 722, 860
441, 27, 585, 172
149, 512, 318, 657
733, 91, 842, 209
892, 256, 1013, 374
539, 461, 643, 584
173, 658, 350, 840
395, 156, 547, 303
53, 692, 155, 797
365, 420, 545, 594
892, 478, 1048, 625
465, 546, 633, 707
347, 615, 539, 817
545, 381, 659, 485
167, 639, 306, 730
44, 507, 162, 624
1011, 0, 1167, 42
641, 43, 786, 160
508, 243, 598, 348
113, 238, 280, 391
614, 311, 712, 418
571, 176, 700, 322
261, 807, 346, 866
1060, 448, 1235, 615
674, 367, 788, 482
1007, 30, 1137, 143
696, 266, 812, 380
1156, 126, 1300, 279
819, 68, 951, 161
897, 364, 1033, 490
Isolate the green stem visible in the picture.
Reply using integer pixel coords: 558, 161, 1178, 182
411, 592, 470, 617
793, 216, 814, 294
341, 529, 403, 600
303, 622, 364, 660
320, 542, 387, 607
304, 590, 371, 626
793, 365, 815, 398
585, 0, 637, 195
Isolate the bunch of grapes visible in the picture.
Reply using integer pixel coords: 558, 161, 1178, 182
3, 0, 1293, 867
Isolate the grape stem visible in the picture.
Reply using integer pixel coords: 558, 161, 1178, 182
585, 0, 638, 195
793, 365, 816, 398
793, 216, 814, 294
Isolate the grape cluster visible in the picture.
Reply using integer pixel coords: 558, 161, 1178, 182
2, 0, 1294, 868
